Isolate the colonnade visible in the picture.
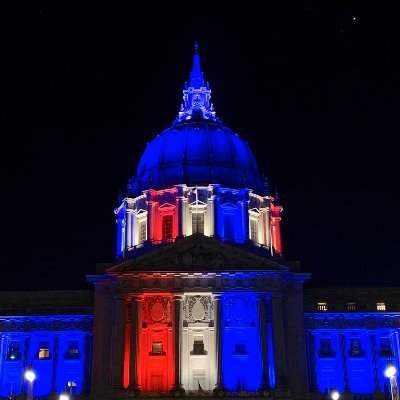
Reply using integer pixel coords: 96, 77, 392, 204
109, 292, 289, 394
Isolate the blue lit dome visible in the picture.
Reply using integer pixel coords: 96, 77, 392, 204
133, 44, 264, 194
135, 119, 264, 193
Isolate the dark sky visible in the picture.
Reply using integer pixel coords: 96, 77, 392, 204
2, 1, 399, 290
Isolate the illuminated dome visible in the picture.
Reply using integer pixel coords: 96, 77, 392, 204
135, 119, 264, 193
133, 43, 264, 194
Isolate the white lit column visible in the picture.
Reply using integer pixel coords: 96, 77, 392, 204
213, 294, 225, 392
265, 206, 271, 248
207, 194, 215, 237
126, 211, 133, 248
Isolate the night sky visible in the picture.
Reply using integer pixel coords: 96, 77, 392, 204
2, 1, 399, 290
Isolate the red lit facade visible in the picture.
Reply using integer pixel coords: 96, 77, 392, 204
136, 294, 175, 391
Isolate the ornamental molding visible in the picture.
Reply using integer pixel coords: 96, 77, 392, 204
183, 295, 213, 323
113, 271, 286, 293
107, 234, 288, 273
0, 316, 93, 332
224, 295, 255, 326
305, 313, 400, 329
143, 296, 172, 325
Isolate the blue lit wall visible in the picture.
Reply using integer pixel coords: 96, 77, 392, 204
306, 315, 400, 395
0, 316, 92, 397
221, 293, 262, 391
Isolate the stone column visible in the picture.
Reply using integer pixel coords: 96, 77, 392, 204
177, 195, 184, 237
172, 295, 184, 393
51, 335, 59, 393
22, 336, 30, 394
264, 206, 271, 248
257, 294, 270, 391
111, 297, 126, 389
207, 195, 215, 237
83, 333, 92, 393
0, 335, 4, 382
307, 331, 317, 393
213, 294, 225, 393
129, 296, 141, 392
126, 211, 133, 248
339, 333, 349, 391
370, 333, 381, 393
271, 293, 288, 391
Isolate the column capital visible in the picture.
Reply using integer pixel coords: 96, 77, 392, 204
172, 293, 184, 301
271, 291, 282, 300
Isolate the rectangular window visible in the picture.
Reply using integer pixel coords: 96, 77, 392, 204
192, 212, 204, 234
318, 302, 328, 311
162, 215, 173, 240
224, 214, 234, 240
38, 341, 50, 359
7, 341, 22, 360
152, 342, 163, 354
139, 220, 147, 244
379, 338, 392, 356
319, 338, 334, 357
347, 302, 356, 311
250, 219, 258, 242
349, 338, 364, 357
233, 343, 247, 355
377, 302, 386, 311
192, 339, 205, 355
67, 340, 80, 359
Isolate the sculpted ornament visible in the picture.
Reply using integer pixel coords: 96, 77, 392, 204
144, 296, 172, 324
184, 295, 213, 323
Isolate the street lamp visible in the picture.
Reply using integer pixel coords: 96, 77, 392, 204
24, 367, 36, 400
59, 390, 70, 400
385, 362, 399, 400
330, 390, 340, 400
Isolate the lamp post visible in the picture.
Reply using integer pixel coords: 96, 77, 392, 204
330, 390, 340, 400
59, 390, 70, 400
385, 362, 399, 400
24, 367, 36, 400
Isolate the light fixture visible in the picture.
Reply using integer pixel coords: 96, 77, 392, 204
385, 362, 397, 378
24, 368, 36, 383
331, 390, 340, 400
59, 390, 70, 400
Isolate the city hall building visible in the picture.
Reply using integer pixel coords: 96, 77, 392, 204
1, 46, 399, 400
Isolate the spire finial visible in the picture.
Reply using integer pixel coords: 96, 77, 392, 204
190, 42, 204, 88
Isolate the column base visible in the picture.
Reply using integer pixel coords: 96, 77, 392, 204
373, 389, 385, 400
170, 385, 185, 397
108, 387, 126, 400
127, 385, 142, 397
257, 387, 273, 398
341, 389, 353, 400
273, 386, 291, 400
213, 386, 227, 397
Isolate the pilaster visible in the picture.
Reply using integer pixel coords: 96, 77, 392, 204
271, 292, 290, 399
257, 294, 270, 392
172, 294, 185, 395
128, 296, 141, 393
111, 297, 126, 389
213, 294, 225, 395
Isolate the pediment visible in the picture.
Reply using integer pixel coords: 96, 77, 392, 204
107, 234, 288, 273
159, 202, 175, 209
220, 202, 237, 209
